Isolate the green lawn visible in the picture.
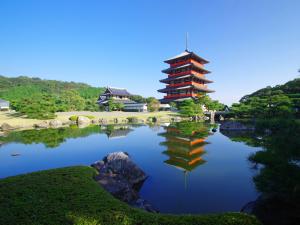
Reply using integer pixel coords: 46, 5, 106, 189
0, 166, 261, 225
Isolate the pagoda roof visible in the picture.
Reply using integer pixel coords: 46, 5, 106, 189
164, 50, 209, 64
164, 157, 206, 172
163, 150, 205, 161
160, 74, 213, 84
162, 63, 210, 74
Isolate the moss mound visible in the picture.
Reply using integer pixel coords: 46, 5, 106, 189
0, 166, 261, 225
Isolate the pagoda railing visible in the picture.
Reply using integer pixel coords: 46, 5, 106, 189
167, 81, 192, 88
167, 82, 207, 89
164, 93, 196, 99
170, 59, 204, 68
168, 70, 191, 78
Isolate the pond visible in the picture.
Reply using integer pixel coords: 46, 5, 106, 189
0, 121, 299, 221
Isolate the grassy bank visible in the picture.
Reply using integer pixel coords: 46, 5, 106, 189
0, 166, 261, 225
0, 111, 178, 130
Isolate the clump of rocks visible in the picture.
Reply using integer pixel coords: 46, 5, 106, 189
91, 152, 157, 212
0, 123, 17, 131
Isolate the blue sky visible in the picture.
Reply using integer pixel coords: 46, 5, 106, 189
0, 0, 299, 105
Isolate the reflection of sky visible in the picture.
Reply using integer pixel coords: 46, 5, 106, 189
0, 125, 261, 214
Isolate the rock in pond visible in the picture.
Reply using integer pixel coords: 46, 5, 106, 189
77, 116, 91, 125
91, 152, 157, 212
34, 121, 49, 129
91, 119, 98, 124
0, 123, 17, 131
220, 121, 254, 131
49, 120, 62, 128
104, 152, 147, 185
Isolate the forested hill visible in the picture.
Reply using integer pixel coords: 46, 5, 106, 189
240, 78, 300, 102
0, 75, 105, 100
232, 78, 300, 119
0, 75, 105, 118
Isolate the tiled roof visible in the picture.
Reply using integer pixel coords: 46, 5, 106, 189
162, 63, 210, 74
164, 50, 209, 64
106, 87, 132, 96
165, 50, 191, 62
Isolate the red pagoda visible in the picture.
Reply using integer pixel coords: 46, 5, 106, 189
158, 50, 214, 103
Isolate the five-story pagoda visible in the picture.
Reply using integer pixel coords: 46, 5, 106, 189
158, 49, 214, 103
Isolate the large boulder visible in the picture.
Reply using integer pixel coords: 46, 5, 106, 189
0, 123, 16, 131
91, 119, 98, 124
220, 121, 254, 131
34, 121, 49, 129
104, 152, 147, 185
77, 116, 91, 125
49, 120, 62, 128
99, 118, 108, 125
91, 152, 156, 212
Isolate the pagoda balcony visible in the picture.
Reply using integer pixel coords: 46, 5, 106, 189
160, 73, 213, 84
167, 81, 207, 88
164, 93, 197, 99
168, 70, 191, 78
167, 81, 192, 88
167, 69, 210, 78
170, 59, 204, 68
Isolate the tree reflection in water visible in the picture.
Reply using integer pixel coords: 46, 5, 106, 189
221, 119, 300, 225
0, 125, 135, 148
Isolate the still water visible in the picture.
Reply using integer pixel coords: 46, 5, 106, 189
0, 123, 261, 214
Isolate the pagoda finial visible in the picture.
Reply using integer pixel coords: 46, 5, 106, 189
185, 32, 189, 51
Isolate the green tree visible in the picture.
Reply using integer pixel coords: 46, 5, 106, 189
146, 97, 160, 112
108, 99, 124, 111
197, 94, 224, 111
131, 95, 147, 103
15, 94, 57, 119
58, 90, 85, 111
178, 99, 203, 117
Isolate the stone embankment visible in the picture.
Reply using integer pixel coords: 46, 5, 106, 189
220, 120, 255, 131
0, 111, 181, 133
91, 152, 157, 212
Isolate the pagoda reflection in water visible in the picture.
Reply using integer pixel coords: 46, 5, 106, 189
159, 122, 212, 186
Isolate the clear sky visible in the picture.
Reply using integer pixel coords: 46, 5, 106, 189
0, 0, 299, 105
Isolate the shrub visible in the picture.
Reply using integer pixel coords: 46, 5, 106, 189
69, 115, 95, 121
84, 115, 95, 120
147, 116, 157, 123
69, 115, 78, 121
127, 116, 138, 123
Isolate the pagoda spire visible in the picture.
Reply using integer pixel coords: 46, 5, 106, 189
185, 32, 189, 51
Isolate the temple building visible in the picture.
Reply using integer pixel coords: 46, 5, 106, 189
97, 87, 147, 112
97, 87, 135, 106
158, 50, 214, 103
0, 99, 9, 111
